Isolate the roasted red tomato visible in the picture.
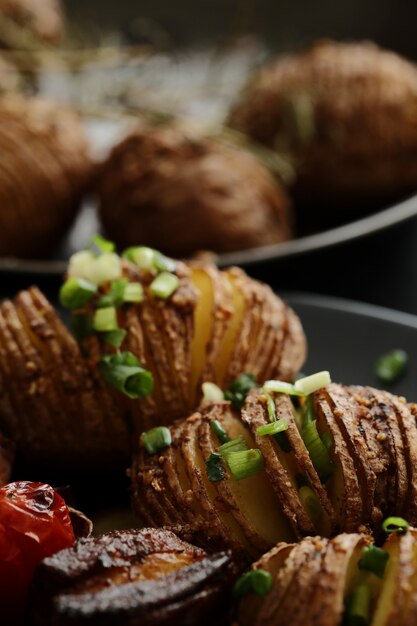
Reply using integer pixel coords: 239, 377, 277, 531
0, 481, 75, 623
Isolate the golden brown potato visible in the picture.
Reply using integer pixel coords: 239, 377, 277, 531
132, 383, 417, 559
237, 528, 417, 626
0, 94, 92, 258
28, 527, 236, 626
228, 40, 417, 220
0, 257, 305, 474
0, 0, 64, 45
96, 124, 293, 258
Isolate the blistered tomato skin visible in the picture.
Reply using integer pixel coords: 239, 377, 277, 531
0, 482, 75, 623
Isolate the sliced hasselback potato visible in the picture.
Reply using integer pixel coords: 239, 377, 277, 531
0, 93, 91, 258
0, 245, 305, 473
227, 40, 417, 223
96, 123, 293, 258
28, 527, 236, 626
132, 380, 417, 559
236, 524, 417, 626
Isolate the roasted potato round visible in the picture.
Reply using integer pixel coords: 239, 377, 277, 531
97, 124, 293, 258
237, 527, 417, 626
0, 255, 305, 473
132, 383, 417, 559
228, 40, 417, 221
28, 527, 236, 625
0, 94, 92, 257
0, 0, 64, 45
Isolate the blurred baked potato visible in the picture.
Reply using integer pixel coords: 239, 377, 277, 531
228, 40, 417, 222
0, 0, 64, 45
0, 94, 92, 257
96, 124, 293, 258
0, 249, 305, 473
236, 526, 417, 626
28, 527, 236, 625
132, 382, 417, 559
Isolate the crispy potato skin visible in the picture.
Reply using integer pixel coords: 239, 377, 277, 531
0, 94, 91, 258
28, 528, 236, 626
0, 261, 306, 473
0, 0, 64, 44
97, 124, 293, 257
228, 40, 417, 216
237, 533, 371, 626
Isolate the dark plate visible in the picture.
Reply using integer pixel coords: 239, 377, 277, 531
286, 292, 417, 399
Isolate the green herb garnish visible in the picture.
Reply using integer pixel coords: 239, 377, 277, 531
224, 373, 259, 410
206, 452, 226, 482
99, 352, 153, 399
142, 426, 172, 455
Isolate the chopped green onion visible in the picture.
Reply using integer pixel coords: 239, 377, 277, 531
257, 419, 288, 437
59, 277, 97, 310
321, 431, 334, 451
154, 251, 176, 273
142, 426, 172, 455
123, 282, 144, 303
218, 435, 248, 459
294, 371, 331, 395
93, 307, 118, 332
103, 328, 127, 349
123, 246, 156, 269
345, 585, 371, 626
224, 373, 259, 410
263, 380, 304, 396
233, 569, 273, 599
68, 250, 121, 285
375, 350, 408, 384
150, 272, 180, 299
90, 234, 116, 255
298, 485, 322, 527
202, 382, 224, 404
266, 393, 276, 421
99, 352, 153, 399
382, 516, 410, 534
358, 545, 389, 579
302, 394, 315, 426
225, 448, 263, 481
301, 420, 334, 482
71, 313, 93, 341
205, 453, 226, 482
97, 279, 128, 308
210, 420, 230, 445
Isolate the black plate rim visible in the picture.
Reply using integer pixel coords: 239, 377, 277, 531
285, 291, 417, 330
1, 191, 417, 275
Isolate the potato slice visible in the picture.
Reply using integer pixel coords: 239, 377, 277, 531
29, 528, 236, 626
313, 391, 364, 531
371, 530, 416, 626
200, 402, 293, 556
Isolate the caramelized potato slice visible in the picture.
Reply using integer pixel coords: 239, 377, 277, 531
29, 528, 236, 626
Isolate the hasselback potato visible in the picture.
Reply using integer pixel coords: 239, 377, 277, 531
28, 527, 236, 625
236, 525, 417, 626
132, 382, 417, 560
228, 40, 417, 220
0, 94, 91, 258
96, 124, 293, 257
0, 248, 305, 473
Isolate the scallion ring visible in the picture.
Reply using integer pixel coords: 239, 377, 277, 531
93, 306, 118, 332
209, 420, 230, 445
301, 420, 334, 482
233, 569, 272, 599
358, 545, 389, 579
150, 272, 180, 299
218, 435, 248, 459
382, 516, 410, 534
99, 352, 153, 399
225, 448, 263, 481
59, 277, 97, 309
205, 452, 226, 482
202, 382, 224, 404
257, 419, 288, 437
142, 426, 172, 455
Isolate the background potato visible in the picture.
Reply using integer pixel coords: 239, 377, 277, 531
0, 94, 92, 258
228, 40, 417, 225
97, 124, 293, 258
0, 0, 64, 45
